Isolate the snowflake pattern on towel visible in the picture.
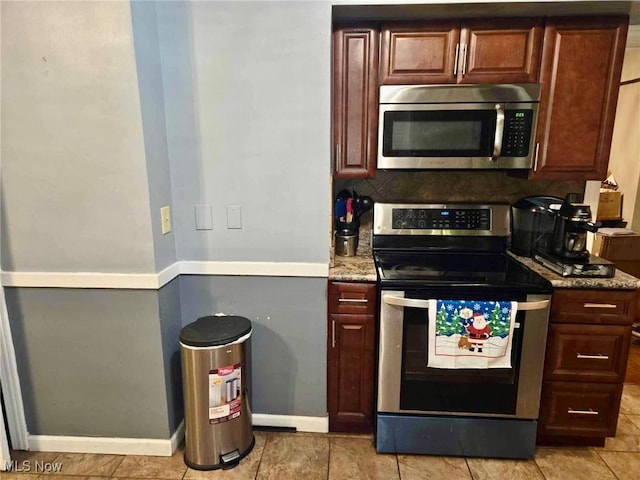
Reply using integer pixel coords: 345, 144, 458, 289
429, 299, 516, 367
434, 300, 512, 339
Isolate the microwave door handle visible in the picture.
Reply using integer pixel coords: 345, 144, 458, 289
491, 103, 504, 162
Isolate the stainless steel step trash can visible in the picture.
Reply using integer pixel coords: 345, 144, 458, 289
180, 315, 254, 470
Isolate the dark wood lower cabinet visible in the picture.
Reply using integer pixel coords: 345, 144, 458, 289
327, 281, 376, 433
537, 288, 636, 446
538, 381, 622, 441
544, 323, 631, 383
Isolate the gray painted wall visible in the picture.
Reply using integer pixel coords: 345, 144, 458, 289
0, 1, 334, 442
179, 275, 328, 417
130, 1, 178, 272
157, 278, 184, 433
155, 1, 208, 262
5, 287, 172, 438
0, 1, 156, 273
159, 1, 332, 263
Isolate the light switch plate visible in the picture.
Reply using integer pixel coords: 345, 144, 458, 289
194, 204, 213, 230
161, 206, 171, 234
226, 205, 242, 229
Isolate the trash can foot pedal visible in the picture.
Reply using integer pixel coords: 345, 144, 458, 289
220, 450, 241, 469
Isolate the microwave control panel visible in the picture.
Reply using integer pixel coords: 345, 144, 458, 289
392, 208, 490, 230
502, 110, 533, 157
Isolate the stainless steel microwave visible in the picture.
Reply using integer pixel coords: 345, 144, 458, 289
378, 84, 540, 170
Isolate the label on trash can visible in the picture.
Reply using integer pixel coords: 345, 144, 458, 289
208, 363, 242, 424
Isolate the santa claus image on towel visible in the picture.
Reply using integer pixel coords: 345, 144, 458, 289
466, 311, 491, 353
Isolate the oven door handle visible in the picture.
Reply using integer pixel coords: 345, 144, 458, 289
382, 296, 431, 309
518, 300, 550, 311
382, 297, 549, 311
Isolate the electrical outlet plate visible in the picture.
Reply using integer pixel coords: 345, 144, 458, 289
161, 206, 171, 234
226, 205, 242, 229
195, 204, 213, 230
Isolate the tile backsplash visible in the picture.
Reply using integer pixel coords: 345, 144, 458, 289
335, 170, 584, 204
334, 171, 584, 225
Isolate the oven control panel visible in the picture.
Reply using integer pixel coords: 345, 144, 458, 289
392, 208, 490, 230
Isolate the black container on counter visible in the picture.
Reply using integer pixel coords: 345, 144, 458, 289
511, 196, 563, 257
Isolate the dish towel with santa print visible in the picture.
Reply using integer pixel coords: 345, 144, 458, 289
427, 299, 518, 369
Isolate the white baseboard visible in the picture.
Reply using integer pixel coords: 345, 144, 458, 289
27, 420, 185, 457
179, 261, 328, 279
252, 413, 328, 433
170, 420, 185, 452
1, 261, 328, 289
26, 415, 330, 456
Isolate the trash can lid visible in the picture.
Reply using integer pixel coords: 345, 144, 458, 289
180, 315, 252, 347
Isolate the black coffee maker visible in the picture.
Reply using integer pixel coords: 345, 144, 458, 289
533, 193, 615, 277
550, 193, 600, 259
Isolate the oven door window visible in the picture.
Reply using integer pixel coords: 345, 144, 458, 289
382, 109, 496, 157
400, 292, 526, 415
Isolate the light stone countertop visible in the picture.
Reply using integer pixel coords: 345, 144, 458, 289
329, 234, 640, 289
328, 228, 377, 282
509, 253, 640, 290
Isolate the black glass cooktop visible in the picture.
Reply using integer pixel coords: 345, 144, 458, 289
374, 251, 552, 293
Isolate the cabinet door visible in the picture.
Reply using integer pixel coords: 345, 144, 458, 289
544, 324, 631, 383
538, 381, 622, 438
458, 18, 543, 84
332, 27, 378, 178
532, 17, 627, 180
327, 313, 375, 433
380, 21, 460, 85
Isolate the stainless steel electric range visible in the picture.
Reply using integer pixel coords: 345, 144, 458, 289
373, 203, 553, 459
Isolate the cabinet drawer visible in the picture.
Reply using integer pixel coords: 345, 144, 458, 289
538, 381, 622, 438
544, 324, 631, 383
329, 282, 377, 315
550, 289, 636, 325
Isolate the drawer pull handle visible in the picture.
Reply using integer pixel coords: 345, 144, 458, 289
339, 298, 368, 304
583, 303, 617, 309
577, 353, 609, 360
568, 408, 599, 416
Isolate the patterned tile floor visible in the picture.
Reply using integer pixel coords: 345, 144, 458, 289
3, 384, 640, 480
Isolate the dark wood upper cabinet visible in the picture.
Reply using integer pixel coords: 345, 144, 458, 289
380, 19, 542, 85
531, 17, 628, 180
459, 18, 543, 84
379, 21, 460, 84
332, 26, 379, 178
